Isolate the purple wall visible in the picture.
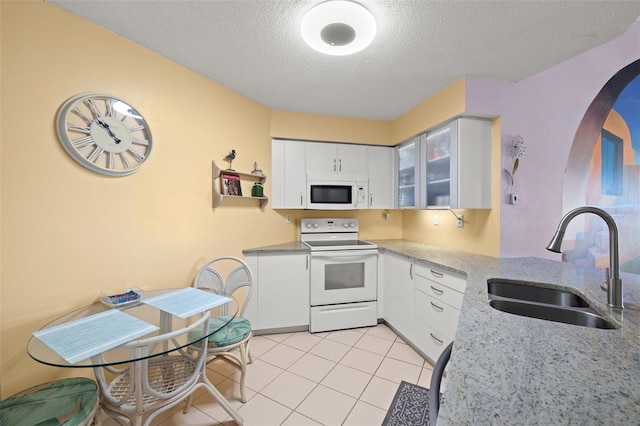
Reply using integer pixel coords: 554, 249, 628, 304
466, 18, 640, 260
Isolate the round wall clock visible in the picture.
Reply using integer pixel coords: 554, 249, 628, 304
56, 93, 153, 176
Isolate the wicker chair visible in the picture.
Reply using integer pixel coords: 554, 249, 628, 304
95, 310, 229, 426
0, 377, 100, 426
184, 256, 254, 409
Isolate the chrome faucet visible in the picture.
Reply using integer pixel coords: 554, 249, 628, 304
546, 206, 623, 308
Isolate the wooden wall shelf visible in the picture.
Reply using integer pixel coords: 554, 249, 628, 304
212, 160, 268, 208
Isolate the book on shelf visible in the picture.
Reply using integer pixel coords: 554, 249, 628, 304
221, 172, 242, 196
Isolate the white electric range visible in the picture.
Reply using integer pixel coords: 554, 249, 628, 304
301, 218, 378, 332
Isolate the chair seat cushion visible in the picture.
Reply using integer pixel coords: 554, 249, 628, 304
189, 316, 251, 348
0, 377, 98, 426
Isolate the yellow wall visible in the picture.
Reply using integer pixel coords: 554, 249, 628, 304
391, 78, 500, 257
0, 2, 498, 397
271, 110, 392, 145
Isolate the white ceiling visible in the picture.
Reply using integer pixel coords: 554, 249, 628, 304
49, 0, 640, 121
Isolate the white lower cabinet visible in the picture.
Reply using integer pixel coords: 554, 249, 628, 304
244, 252, 310, 331
413, 262, 466, 362
382, 252, 415, 341
380, 251, 467, 363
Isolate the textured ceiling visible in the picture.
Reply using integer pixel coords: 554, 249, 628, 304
48, 0, 640, 121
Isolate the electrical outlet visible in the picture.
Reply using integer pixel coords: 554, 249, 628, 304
285, 214, 291, 224
457, 215, 464, 228
434, 215, 439, 225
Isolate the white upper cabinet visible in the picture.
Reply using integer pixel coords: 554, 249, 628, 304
272, 139, 306, 209
396, 134, 426, 209
367, 146, 394, 209
425, 117, 492, 209
395, 117, 492, 210
305, 142, 368, 178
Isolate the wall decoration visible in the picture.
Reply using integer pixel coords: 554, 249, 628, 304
563, 59, 640, 275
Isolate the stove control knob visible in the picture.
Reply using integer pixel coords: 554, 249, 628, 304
313, 223, 319, 228
343, 223, 349, 228
305, 223, 313, 229
349, 222, 356, 228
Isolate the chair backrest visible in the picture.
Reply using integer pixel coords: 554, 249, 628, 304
429, 341, 453, 426
96, 310, 211, 414
193, 256, 254, 316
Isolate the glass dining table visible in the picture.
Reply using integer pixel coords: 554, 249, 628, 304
27, 287, 243, 425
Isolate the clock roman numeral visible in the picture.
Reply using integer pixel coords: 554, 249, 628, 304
131, 137, 149, 146
127, 148, 145, 162
119, 153, 131, 169
72, 136, 95, 149
106, 99, 116, 118
67, 124, 91, 134
71, 107, 94, 125
87, 147, 104, 163
128, 125, 145, 132
107, 152, 115, 169
85, 99, 103, 119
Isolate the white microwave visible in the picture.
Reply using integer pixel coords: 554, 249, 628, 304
306, 180, 368, 210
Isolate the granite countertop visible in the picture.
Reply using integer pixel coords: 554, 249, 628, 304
370, 239, 640, 425
242, 238, 640, 423
242, 241, 310, 255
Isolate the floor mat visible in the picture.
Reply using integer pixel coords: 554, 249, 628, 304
381, 380, 431, 426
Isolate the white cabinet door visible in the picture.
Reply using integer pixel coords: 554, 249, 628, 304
272, 139, 306, 209
367, 146, 393, 209
257, 253, 310, 330
305, 142, 367, 178
338, 144, 367, 177
425, 118, 492, 209
382, 252, 414, 340
396, 135, 426, 209
304, 142, 337, 176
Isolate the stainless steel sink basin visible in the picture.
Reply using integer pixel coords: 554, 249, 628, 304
488, 279, 590, 307
487, 279, 617, 330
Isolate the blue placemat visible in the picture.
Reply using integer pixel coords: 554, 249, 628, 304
142, 287, 232, 318
33, 309, 158, 364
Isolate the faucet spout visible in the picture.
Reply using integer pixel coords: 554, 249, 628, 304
546, 206, 623, 308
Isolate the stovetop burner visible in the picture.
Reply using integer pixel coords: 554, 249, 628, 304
300, 218, 377, 251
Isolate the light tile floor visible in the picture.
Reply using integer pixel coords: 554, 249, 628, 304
101, 323, 434, 426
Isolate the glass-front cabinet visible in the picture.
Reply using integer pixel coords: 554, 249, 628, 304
395, 117, 492, 210
425, 124, 453, 207
396, 135, 425, 208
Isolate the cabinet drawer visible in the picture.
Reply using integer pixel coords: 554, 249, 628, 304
414, 318, 452, 364
414, 263, 466, 294
415, 275, 464, 309
415, 289, 460, 340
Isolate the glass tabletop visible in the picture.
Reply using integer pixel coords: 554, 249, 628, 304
27, 288, 238, 368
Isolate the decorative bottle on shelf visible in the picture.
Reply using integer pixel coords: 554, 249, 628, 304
251, 182, 264, 197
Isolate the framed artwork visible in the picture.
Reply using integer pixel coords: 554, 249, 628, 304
221, 172, 242, 196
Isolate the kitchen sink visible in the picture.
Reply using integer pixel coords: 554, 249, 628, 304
488, 279, 590, 307
487, 279, 617, 330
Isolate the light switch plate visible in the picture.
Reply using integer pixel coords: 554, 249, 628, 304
434, 215, 439, 225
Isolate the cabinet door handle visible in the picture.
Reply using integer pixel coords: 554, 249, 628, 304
430, 333, 444, 345
369, 194, 373, 207
430, 302, 444, 312
333, 158, 337, 172
430, 270, 444, 278
430, 285, 444, 296
300, 194, 303, 206
409, 263, 414, 280
306, 256, 309, 270
338, 158, 342, 172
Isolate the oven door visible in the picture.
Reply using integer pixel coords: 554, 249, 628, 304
310, 249, 378, 306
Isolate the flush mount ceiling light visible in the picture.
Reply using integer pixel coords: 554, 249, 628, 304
301, 1, 376, 56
